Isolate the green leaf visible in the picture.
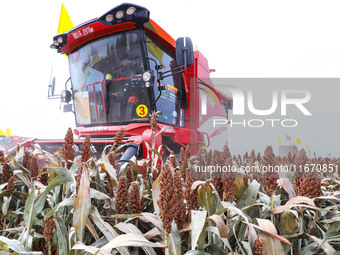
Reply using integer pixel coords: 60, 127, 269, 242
206, 243, 227, 255
184, 251, 210, 255
45, 197, 76, 219
168, 221, 181, 255
238, 179, 260, 210
326, 221, 340, 234
54, 216, 69, 255
0, 237, 25, 253
0, 241, 10, 251
90, 206, 130, 255
100, 233, 165, 253
73, 164, 91, 242
72, 242, 111, 255
13, 170, 32, 189
307, 234, 336, 255
323, 232, 340, 243
115, 223, 157, 255
278, 210, 299, 235
191, 210, 207, 250
204, 226, 233, 251
20, 187, 35, 249
35, 167, 73, 216
90, 188, 111, 200
149, 148, 162, 162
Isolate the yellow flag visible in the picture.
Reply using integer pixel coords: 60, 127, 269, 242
277, 138, 282, 145
296, 137, 301, 144
5, 128, 11, 138
146, 42, 165, 68
0, 129, 5, 136
57, 4, 74, 34
306, 145, 310, 151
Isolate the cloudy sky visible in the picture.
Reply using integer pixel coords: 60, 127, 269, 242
1, 0, 340, 155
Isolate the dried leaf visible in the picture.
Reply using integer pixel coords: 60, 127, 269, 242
191, 210, 207, 250
144, 228, 162, 240
234, 174, 246, 201
73, 164, 91, 241
138, 213, 162, 230
278, 177, 296, 199
151, 176, 161, 216
273, 196, 315, 214
101, 148, 118, 186
251, 219, 291, 255
207, 215, 228, 238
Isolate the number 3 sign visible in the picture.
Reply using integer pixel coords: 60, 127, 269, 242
136, 104, 148, 118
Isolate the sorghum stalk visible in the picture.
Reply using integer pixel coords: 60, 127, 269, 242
158, 163, 174, 237
173, 171, 186, 229
62, 127, 75, 169
81, 136, 91, 163
254, 235, 264, 255
28, 156, 39, 179
115, 176, 129, 214
44, 216, 55, 255
129, 182, 142, 213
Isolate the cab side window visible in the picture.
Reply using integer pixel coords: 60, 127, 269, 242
145, 35, 184, 126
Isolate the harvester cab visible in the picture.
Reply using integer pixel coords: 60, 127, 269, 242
46, 3, 231, 164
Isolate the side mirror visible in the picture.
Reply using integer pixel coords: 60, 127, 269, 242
176, 37, 194, 67
48, 77, 57, 98
50, 77, 56, 96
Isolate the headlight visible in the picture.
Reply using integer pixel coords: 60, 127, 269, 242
61, 90, 67, 98
115, 10, 124, 19
57, 37, 64, 43
105, 14, 114, 23
61, 90, 72, 103
126, 7, 136, 15
142, 71, 152, 82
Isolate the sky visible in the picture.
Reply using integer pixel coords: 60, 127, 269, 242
1, 0, 340, 155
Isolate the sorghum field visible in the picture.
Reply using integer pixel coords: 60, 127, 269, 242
0, 112, 339, 255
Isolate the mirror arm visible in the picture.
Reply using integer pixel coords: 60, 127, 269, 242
159, 46, 188, 79
47, 86, 61, 99
65, 77, 71, 90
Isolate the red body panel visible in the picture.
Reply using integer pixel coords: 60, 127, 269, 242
62, 22, 137, 54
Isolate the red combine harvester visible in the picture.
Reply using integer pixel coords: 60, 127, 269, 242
32, 3, 232, 164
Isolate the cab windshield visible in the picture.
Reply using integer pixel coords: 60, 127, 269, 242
69, 30, 148, 125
